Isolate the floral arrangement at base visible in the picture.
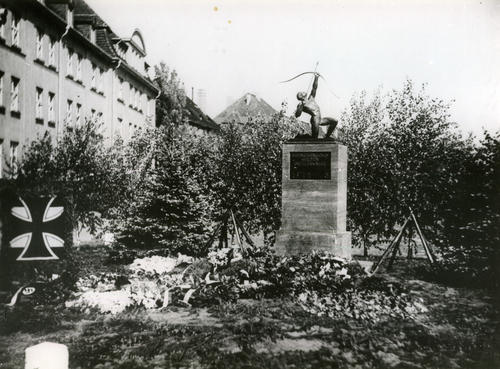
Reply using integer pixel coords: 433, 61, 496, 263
65, 247, 428, 322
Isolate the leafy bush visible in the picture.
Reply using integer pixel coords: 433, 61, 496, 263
154, 62, 188, 127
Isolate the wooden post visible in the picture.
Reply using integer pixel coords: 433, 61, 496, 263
387, 227, 405, 271
222, 218, 229, 248
370, 217, 411, 275
233, 215, 255, 248
409, 209, 434, 265
202, 221, 223, 254
230, 210, 245, 255
407, 223, 414, 260
201, 209, 256, 254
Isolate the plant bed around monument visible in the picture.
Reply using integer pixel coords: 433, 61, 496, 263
0, 244, 498, 369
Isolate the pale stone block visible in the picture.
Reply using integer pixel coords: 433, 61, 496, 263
275, 140, 351, 257
25, 342, 68, 369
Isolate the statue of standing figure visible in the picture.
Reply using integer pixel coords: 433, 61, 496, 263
294, 73, 338, 139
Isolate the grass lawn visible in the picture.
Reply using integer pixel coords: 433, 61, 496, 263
0, 245, 499, 369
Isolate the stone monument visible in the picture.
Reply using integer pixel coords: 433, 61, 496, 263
25, 342, 69, 369
275, 72, 351, 257
274, 140, 351, 257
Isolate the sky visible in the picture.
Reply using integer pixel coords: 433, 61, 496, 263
86, 0, 500, 135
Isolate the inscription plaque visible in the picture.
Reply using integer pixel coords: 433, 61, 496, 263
290, 152, 331, 180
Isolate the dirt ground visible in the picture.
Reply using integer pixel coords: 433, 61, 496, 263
0, 250, 499, 369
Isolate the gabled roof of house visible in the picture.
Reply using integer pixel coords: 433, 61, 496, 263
214, 93, 277, 124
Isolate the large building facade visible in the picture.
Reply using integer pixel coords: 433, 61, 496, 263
0, 0, 159, 177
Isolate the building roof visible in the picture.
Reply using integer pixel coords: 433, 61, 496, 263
33, 0, 157, 93
72, 0, 124, 59
214, 93, 277, 124
185, 98, 219, 132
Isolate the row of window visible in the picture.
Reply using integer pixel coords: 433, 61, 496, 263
35, 87, 56, 123
116, 117, 141, 140
1, 70, 106, 127
38, 92, 103, 127
118, 77, 152, 114
1, 74, 147, 133
35, 28, 57, 67
1, 7, 69, 57
66, 49, 106, 95
1, 10, 153, 117
0, 71, 20, 113
0, 10, 20, 49
1, 10, 106, 96
0, 139, 19, 179
0, 71, 54, 122
64, 100, 102, 126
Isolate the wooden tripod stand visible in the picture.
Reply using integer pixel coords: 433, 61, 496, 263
201, 209, 255, 256
370, 207, 435, 275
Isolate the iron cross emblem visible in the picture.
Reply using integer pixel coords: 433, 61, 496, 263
9, 196, 66, 261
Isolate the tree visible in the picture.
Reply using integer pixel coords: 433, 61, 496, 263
339, 80, 470, 254
338, 90, 388, 255
153, 62, 187, 127
106, 61, 219, 255
383, 80, 469, 230
437, 130, 500, 288
208, 110, 302, 244
108, 125, 214, 255
10, 119, 127, 234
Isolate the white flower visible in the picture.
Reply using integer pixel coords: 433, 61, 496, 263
336, 267, 348, 276
176, 253, 194, 265
298, 292, 308, 303
66, 290, 133, 314
129, 256, 177, 276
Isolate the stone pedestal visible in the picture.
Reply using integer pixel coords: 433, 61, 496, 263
25, 342, 68, 369
274, 140, 351, 258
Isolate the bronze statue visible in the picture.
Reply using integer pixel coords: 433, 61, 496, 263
294, 73, 338, 139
